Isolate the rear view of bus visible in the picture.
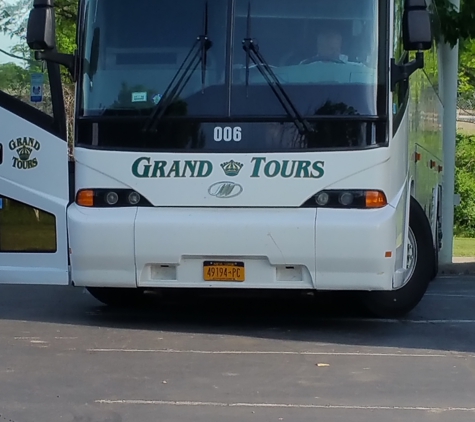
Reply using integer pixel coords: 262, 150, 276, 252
30, 0, 441, 316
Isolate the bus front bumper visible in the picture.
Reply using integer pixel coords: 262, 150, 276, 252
68, 205, 399, 291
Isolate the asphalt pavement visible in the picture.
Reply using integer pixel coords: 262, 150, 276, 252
1, 273, 475, 422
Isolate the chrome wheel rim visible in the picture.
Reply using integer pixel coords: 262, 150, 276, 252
402, 227, 417, 288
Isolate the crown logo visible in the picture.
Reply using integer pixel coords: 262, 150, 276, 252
17, 146, 32, 161
220, 160, 243, 177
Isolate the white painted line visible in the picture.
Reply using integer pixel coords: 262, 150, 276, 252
420, 319, 475, 323
93, 317, 475, 325
425, 293, 475, 299
87, 348, 462, 358
331, 318, 475, 324
95, 399, 475, 412
426, 293, 475, 298
14, 337, 40, 340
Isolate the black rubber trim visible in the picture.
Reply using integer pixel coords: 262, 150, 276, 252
392, 86, 409, 135
0, 90, 57, 136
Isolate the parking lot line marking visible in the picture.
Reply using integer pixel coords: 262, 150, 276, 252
14, 337, 40, 340
87, 349, 459, 358
398, 319, 475, 323
426, 293, 475, 298
95, 399, 475, 412
328, 319, 475, 324
85, 318, 475, 326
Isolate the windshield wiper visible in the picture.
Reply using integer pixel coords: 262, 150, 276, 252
142, 2, 212, 133
242, 3, 312, 135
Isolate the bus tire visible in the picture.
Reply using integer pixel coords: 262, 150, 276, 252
86, 287, 145, 307
360, 197, 435, 318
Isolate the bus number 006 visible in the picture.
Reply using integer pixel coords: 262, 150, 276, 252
214, 126, 242, 142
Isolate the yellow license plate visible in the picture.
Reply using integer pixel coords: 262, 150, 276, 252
203, 261, 245, 282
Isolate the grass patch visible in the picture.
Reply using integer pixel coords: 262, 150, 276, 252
453, 236, 475, 257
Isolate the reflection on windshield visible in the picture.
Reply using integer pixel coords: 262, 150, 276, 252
142, 3, 213, 133
79, 0, 383, 120
241, 2, 313, 135
81, 0, 227, 116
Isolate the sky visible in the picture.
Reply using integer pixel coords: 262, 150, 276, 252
0, 0, 24, 65
0, 32, 21, 64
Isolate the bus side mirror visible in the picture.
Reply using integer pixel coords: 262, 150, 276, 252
27, 0, 56, 51
403, 0, 432, 51
392, 0, 432, 90
26, 0, 77, 81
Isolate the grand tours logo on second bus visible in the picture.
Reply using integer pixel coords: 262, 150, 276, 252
9, 137, 40, 170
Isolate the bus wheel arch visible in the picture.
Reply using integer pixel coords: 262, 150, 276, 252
360, 196, 435, 318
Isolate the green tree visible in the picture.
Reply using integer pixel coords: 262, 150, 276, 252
454, 133, 475, 236
0, 0, 76, 54
0, 0, 77, 143
458, 39, 475, 110
434, 0, 475, 47
0, 61, 53, 115
0, 62, 28, 93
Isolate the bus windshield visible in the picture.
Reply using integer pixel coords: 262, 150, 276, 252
78, 0, 387, 151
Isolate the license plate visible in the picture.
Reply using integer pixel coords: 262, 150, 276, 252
203, 261, 245, 282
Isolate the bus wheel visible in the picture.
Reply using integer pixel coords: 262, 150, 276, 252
361, 197, 434, 318
86, 287, 145, 307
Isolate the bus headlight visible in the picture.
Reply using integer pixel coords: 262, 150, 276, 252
105, 191, 119, 205
315, 192, 330, 206
128, 192, 141, 205
339, 192, 354, 206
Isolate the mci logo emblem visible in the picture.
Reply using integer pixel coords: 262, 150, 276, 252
208, 181, 243, 199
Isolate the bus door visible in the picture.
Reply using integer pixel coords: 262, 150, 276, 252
0, 88, 70, 285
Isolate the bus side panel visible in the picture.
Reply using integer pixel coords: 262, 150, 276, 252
68, 205, 138, 288
408, 47, 443, 243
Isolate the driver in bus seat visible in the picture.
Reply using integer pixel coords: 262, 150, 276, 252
300, 28, 348, 64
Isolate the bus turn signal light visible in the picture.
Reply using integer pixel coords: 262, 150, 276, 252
77, 190, 94, 207
365, 191, 387, 208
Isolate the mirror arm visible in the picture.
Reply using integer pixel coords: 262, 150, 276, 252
391, 51, 424, 91
35, 50, 77, 81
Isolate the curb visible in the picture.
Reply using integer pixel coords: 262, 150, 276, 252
439, 258, 475, 275
439, 265, 475, 275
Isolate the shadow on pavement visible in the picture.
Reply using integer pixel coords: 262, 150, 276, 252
0, 278, 475, 355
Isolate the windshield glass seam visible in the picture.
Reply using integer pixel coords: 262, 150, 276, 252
225, 0, 236, 116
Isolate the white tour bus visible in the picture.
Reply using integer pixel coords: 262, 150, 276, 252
0, 0, 443, 317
